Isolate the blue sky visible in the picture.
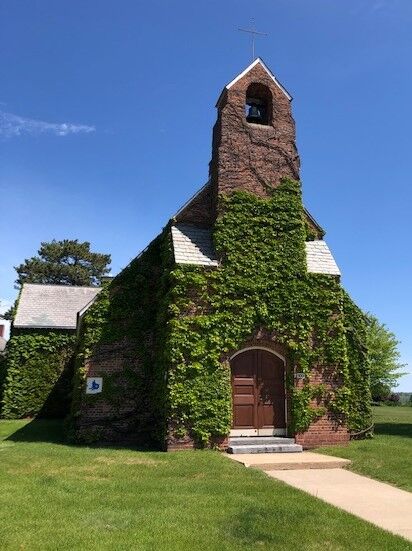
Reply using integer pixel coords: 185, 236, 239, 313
1, 0, 411, 390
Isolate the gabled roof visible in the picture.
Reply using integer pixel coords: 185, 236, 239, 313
171, 225, 219, 267
171, 224, 340, 276
305, 241, 341, 276
217, 57, 292, 107
173, 180, 210, 219
173, 180, 324, 236
172, 179, 213, 227
14, 283, 101, 329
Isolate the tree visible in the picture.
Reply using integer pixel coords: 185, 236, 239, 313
5, 240, 111, 320
365, 314, 406, 402
14, 239, 111, 288
2, 304, 16, 321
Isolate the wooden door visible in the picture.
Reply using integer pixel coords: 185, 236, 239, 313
258, 350, 286, 429
231, 349, 285, 431
231, 349, 257, 429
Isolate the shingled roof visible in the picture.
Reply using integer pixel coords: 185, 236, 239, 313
171, 225, 219, 267
14, 284, 101, 329
305, 240, 341, 276
171, 224, 340, 276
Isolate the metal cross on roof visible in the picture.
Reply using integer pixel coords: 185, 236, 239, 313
238, 21, 268, 62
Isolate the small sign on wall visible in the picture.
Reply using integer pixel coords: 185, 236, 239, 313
295, 372, 306, 380
86, 377, 103, 394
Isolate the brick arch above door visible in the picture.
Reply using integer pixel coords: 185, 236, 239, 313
222, 329, 290, 366
230, 345, 286, 363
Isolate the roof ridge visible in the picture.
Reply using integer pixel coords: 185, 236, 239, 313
216, 58, 292, 106
22, 283, 100, 289
173, 179, 211, 220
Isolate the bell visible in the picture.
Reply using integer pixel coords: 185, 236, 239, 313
247, 103, 262, 122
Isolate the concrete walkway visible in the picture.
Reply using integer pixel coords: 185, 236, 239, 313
227, 450, 351, 470
267, 468, 412, 542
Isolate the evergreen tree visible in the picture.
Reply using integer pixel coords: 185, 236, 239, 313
14, 239, 111, 287
4, 240, 111, 320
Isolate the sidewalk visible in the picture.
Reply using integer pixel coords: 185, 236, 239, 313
227, 450, 351, 471
267, 468, 412, 542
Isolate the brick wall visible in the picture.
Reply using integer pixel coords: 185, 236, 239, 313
174, 62, 323, 237
295, 365, 349, 448
72, 62, 347, 451
175, 181, 213, 227
210, 62, 300, 214
166, 335, 350, 451
75, 339, 154, 444
295, 416, 349, 448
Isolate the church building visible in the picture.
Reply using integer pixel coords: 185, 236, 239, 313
71, 59, 371, 451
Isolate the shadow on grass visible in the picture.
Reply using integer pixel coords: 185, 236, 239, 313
6, 419, 66, 444
229, 506, 282, 548
229, 505, 297, 548
374, 423, 412, 438
5, 418, 161, 452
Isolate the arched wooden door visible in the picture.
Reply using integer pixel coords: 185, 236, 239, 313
230, 348, 286, 436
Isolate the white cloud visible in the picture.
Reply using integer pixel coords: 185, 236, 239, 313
0, 110, 95, 138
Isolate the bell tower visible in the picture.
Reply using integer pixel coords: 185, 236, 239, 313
210, 58, 300, 205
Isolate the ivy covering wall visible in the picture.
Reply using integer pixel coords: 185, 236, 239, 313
72, 178, 371, 446
1, 330, 76, 419
70, 234, 171, 445
343, 292, 373, 432
166, 179, 370, 443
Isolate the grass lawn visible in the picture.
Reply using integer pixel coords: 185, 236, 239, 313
317, 406, 412, 492
0, 420, 410, 550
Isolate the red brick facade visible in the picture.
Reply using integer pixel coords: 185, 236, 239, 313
227, 334, 349, 449
75, 60, 349, 450
174, 61, 322, 236
210, 62, 300, 214
167, 330, 349, 450
75, 339, 154, 445
175, 181, 213, 227
207, 61, 347, 449
295, 366, 349, 448
295, 417, 349, 448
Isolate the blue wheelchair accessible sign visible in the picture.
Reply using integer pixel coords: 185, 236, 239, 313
86, 377, 103, 394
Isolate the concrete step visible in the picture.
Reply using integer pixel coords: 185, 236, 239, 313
226, 451, 352, 471
227, 443, 303, 454
229, 437, 295, 447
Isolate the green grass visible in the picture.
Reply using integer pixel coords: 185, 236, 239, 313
0, 419, 410, 550
317, 406, 412, 491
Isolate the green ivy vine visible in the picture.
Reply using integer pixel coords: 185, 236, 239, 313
72, 178, 371, 446
1, 330, 76, 419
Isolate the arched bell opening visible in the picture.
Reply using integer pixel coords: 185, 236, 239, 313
229, 346, 287, 437
245, 82, 272, 126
